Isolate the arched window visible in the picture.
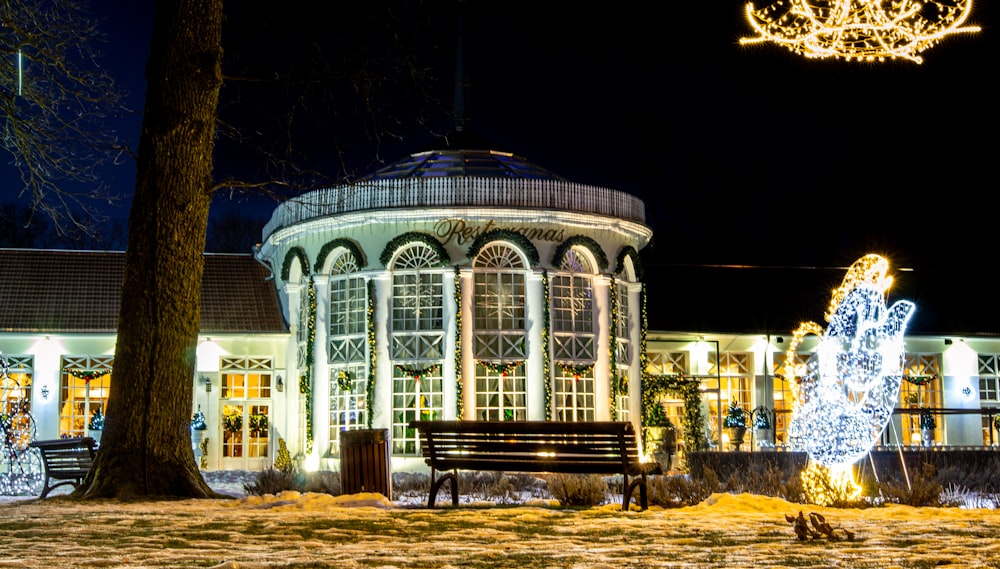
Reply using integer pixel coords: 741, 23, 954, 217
473, 243, 528, 422
552, 247, 596, 421
389, 243, 445, 455
328, 249, 366, 453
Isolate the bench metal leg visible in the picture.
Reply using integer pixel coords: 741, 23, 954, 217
428, 469, 459, 508
622, 474, 649, 511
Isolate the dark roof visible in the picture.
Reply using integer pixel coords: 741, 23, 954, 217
642, 261, 998, 338
0, 249, 287, 334
362, 148, 568, 181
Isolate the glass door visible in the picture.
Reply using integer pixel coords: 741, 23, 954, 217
220, 402, 270, 470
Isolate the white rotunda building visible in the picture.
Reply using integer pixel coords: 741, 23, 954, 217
256, 146, 651, 470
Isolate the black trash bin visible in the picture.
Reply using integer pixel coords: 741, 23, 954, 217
340, 429, 392, 497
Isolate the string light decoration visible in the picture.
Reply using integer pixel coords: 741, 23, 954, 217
453, 266, 464, 418
609, 275, 619, 419
542, 270, 553, 420
740, 0, 981, 63
366, 279, 377, 429
300, 276, 316, 454
785, 254, 915, 474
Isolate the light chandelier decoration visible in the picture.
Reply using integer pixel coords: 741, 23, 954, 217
740, 1, 981, 63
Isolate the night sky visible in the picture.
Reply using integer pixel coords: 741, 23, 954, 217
22, 1, 1000, 333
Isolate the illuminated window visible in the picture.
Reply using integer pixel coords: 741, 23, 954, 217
2, 355, 34, 452
221, 357, 273, 400
326, 249, 368, 454
220, 357, 273, 466
328, 251, 366, 364
59, 355, 112, 439
978, 354, 1000, 444
389, 243, 445, 456
473, 244, 526, 360
391, 367, 442, 455
773, 353, 808, 446
475, 363, 526, 421
644, 350, 688, 428
900, 354, 942, 445
707, 352, 753, 448
554, 367, 595, 422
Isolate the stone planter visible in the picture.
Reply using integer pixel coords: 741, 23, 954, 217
726, 426, 747, 450
755, 427, 773, 449
921, 428, 935, 447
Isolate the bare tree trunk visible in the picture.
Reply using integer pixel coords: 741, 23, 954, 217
79, 0, 223, 499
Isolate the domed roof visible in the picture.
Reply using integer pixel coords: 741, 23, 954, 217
362, 149, 568, 181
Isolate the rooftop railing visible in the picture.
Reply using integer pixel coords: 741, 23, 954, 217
262, 177, 647, 243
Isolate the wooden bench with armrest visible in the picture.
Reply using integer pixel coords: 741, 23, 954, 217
408, 420, 661, 511
28, 437, 96, 498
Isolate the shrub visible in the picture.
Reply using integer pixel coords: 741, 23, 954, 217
648, 474, 714, 508
244, 467, 297, 496
545, 473, 608, 507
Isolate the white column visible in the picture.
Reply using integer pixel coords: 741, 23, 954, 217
593, 274, 611, 421
525, 270, 547, 421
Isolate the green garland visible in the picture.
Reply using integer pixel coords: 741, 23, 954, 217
280, 247, 311, 282
642, 374, 706, 452
67, 369, 109, 382
467, 229, 540, 266
379, 232, 451, 267
614, 246, 644, 281
454, 266, 463, 418
550, 235, 608, 272
904, 374, 938, 385
366, 279, 377, 429
541, 270, 552, 420
609, 275, 618, 419
299, 276, 316, 454
556, 362, 594, 377
316, 238, 367, 271
396, 364, 441, 381
478, 360, 524, 375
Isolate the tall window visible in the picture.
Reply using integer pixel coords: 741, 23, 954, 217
551, 248, 596, 421
900, 354, 942, 445
59, 356, 112, 438
555, 367, 595, 421
391, 367, 443, 455
328, 249, 367, 452
707, 352, 752, 448
615, 281, 631, 421
2, 355, 34, 450
644, 351, 688, 430
772, 353, 808, 446
551, 248, 594, 360
390, 243, 445, 456
296, 274, 311, 369
980, 354, 1000, 444
473, 244, 526, 363
475, 363, 526, 421
220, 357, 272, 461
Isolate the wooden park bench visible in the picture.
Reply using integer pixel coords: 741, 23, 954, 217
28, 437, 97, 498
408, 420, 662, 511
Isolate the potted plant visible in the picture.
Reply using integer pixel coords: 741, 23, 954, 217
919, 408, 936, 446
191, 408, 208, 450
753, 408, 773, 449
88, 408, 104, 444
723, 400, 747, 450
642, 402, 676, 470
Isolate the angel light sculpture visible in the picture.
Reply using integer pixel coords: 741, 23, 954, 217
784, 255, 915, 472
740, 0, 980, 63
